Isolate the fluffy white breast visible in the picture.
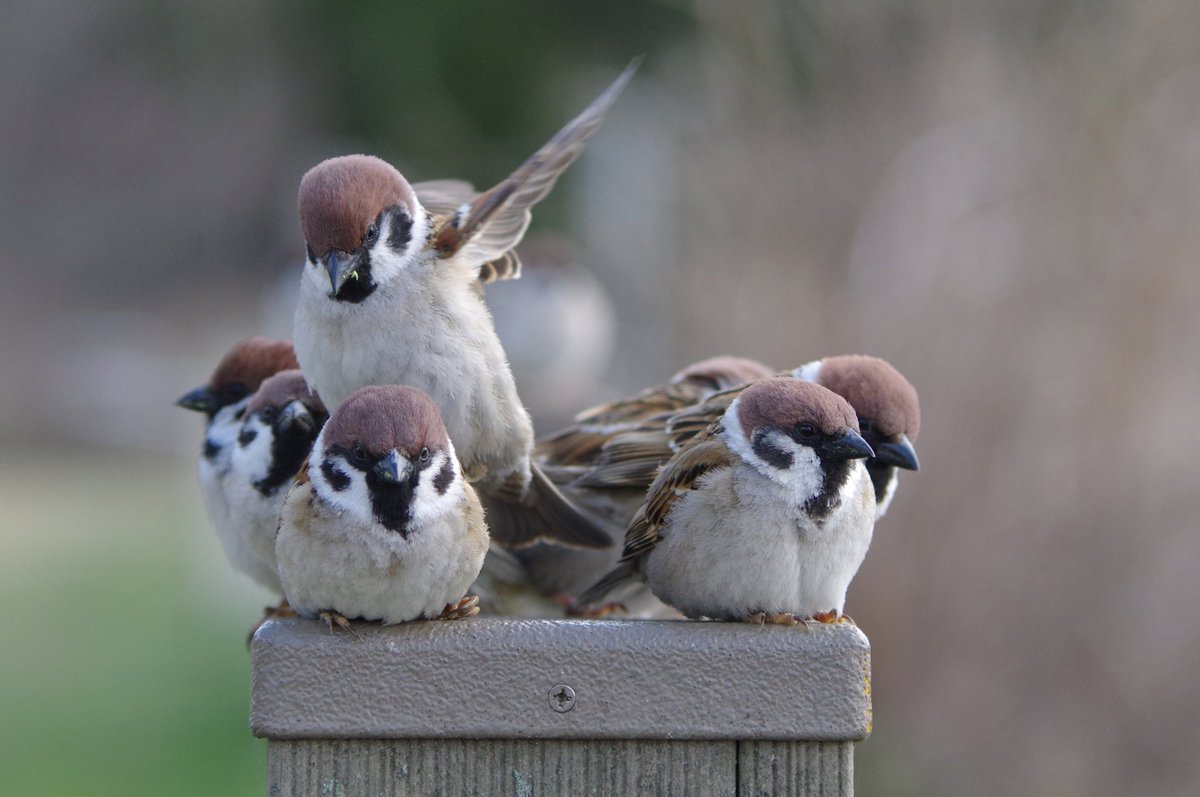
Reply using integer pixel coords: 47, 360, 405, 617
293, 243, 532, 480
275, 478, 487, 624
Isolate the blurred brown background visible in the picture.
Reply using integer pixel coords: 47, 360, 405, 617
3, 2, 1199, 795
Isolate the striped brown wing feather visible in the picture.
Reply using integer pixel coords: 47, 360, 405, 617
430, 62, 637, 268
620, 433, 733, 563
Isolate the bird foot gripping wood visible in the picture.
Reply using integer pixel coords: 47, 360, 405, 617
564, 600, 628, 619
320, 610, 363, 640
264, 600, 297, 620
438, 595, 480, 621
810, 611, 856, 626
246, 601, 299, 646
746, 611, 803, 627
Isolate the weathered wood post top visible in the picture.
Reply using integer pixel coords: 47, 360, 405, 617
252, 618, 872, 796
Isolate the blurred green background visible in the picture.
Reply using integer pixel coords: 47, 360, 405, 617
3, 2, 1200, 795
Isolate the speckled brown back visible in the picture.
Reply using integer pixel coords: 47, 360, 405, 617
208, 337, 298, 393
299, 155, 418, 257
323, 385, 449, 457
735, 377, 859, 437
246, 370, 325, 416
672, 355, 775, 392
818, 355, 920, 439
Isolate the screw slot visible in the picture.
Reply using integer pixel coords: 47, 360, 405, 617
548, 684, 576, 713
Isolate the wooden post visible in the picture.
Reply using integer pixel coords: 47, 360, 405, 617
251, 618, 871, 796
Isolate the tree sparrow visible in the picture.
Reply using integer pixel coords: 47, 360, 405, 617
224, 370, 327, 595
573, 355, 921, 520
292, 64, 637, 551
275, 385, 489, 626
792, 355, 920, 517
576, 377, 876, 624
490, 356, 776, 612
176, 336, 299, 573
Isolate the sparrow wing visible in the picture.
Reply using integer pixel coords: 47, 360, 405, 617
535, 427, 614, 468
412, 179, 477, 215
663, 389, 741, 450
620, 432, 734, 563
479, 461, 613, 550
429, 61, 638, 276
571, 429, 674, 489
414, 179, 520, 283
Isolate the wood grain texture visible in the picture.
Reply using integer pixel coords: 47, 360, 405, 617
737, 741, 854, 797
268, 738, 737, 797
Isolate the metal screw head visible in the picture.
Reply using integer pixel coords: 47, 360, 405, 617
548, 684, 576, 713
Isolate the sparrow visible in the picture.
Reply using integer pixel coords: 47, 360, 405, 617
274, 385, 489, 627
224, 370, 327, 595
292, 63, 638, 551
488, 356, 777, 613
176, 336, 299, 574
792, 355, 920, 517
570, 355, 921, 520
575, 377, 877, 624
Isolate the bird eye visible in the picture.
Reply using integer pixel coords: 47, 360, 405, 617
795, 422, 817, 439
365, 223, 379, 244
419, 446, 430, 462
259, 406, 277, 423
351, 445, 369, 465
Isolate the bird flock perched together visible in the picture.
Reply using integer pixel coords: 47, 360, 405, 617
177, 63, 921, 635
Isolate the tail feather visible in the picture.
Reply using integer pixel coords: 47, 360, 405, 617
575, 563, 640, 609
482, 462, 614, 550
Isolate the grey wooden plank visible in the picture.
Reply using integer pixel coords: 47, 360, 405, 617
251, 618, 872, 741
267, 738, 737, 797
738, 741, 854, 797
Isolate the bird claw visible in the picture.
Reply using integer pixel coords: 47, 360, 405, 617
264, 600, 297, 620
438, 595, 480, 621
746, 611, 802, 627
320, 610, 363, 640
246, 600, 299, 646
810, 610, 855, 626
565, 600, 627, 618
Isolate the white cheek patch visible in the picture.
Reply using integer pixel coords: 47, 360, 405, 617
723, 400, 825, 505
231, 415, 274, 482
370, 208, 432, 284
791, 360, 823, 384
307, 434, 373, 526
875, 471, 899, 518
205, 399, 250, 472
409, 447, 464, 530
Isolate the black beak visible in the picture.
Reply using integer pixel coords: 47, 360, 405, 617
874, 434, 920, 471
176, 386, 217, 415
324, 249, 361, 295
822, 428, 875, 461
277, 400, 315, 435
373, 449, 409, 484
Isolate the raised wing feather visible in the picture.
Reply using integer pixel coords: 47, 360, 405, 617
430, 61, 638, 273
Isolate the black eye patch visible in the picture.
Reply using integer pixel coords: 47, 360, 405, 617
321, 459, 351, 492
386, 205, 413, 251
752, 430, 794, 470
432, 457, 455, 495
